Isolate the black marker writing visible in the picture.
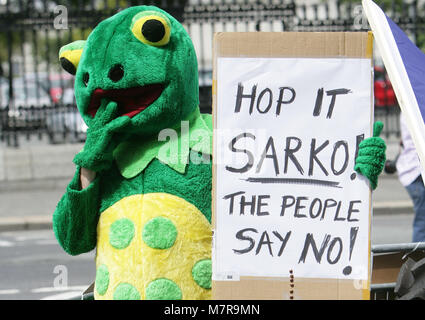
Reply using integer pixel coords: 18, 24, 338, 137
234, 83, 296, 115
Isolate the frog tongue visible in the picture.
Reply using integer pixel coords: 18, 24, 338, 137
87, 84, 164, 118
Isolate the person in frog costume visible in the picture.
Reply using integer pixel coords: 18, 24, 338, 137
53, 5, 386, 300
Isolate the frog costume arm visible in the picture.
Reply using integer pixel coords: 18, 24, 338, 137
53, 166, 100, 255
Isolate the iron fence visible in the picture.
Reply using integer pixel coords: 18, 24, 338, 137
0, 0, 418, 147
370, 242, 425, 300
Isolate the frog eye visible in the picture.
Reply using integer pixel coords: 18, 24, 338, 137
59, 40, 86, 75
131, 13, 171, 47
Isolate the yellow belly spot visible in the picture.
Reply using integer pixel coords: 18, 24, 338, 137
94, 193, 212, 300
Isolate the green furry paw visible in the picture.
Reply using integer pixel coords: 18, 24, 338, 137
354, 121, 386, 190
73, 101, 130, 172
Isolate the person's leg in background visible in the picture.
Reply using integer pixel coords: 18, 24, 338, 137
405, 175, 425, 242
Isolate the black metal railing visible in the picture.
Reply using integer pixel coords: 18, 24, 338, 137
0, 0, 418, 146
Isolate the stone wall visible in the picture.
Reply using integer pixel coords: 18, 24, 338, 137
0, 144, 83, 181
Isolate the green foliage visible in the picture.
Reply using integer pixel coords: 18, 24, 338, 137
0, 32, 20, 65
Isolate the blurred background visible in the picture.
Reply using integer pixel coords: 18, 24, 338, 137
0, 0, 421, 300
0, 0, 407, 146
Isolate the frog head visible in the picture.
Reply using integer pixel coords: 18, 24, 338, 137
58, 6, 198, 136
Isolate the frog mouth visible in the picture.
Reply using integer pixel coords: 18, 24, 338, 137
87, 84, 164, 118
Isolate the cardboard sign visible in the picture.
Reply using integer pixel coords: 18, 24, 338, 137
212, 32, 374, 300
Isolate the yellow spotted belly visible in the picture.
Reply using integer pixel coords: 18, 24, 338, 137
94, 193, 212, 300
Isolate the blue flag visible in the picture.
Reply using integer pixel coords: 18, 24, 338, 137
385, 16, 425, 120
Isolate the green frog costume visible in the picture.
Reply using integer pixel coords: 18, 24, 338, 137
53, 6, 386, 300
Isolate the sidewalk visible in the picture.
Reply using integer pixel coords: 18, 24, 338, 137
0, 137, 413, 232
373, 174, 413, 214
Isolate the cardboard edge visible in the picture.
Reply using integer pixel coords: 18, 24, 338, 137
213, 32, 372, 58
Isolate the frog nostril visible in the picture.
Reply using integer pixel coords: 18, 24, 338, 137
108, 64, 124, 82
83, 72, 89, 87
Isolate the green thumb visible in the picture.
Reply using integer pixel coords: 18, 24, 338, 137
373, 121, 384, 137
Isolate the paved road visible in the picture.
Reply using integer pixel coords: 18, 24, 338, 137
372, 212, 414, 244
0, 211, 416, 300
0, 229, 95, 300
